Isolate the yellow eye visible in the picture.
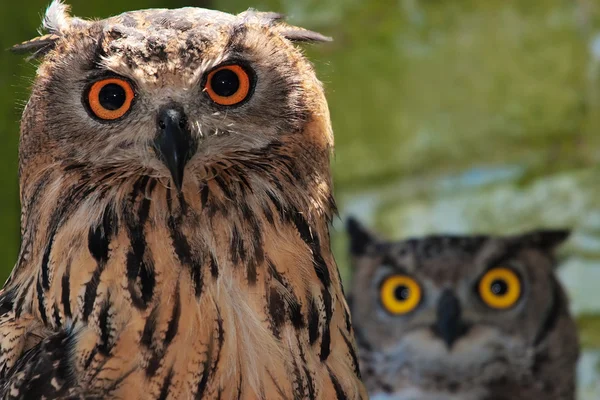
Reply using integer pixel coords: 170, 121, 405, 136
380, 275, 422, 315
205, 64, 252, 106
87, 77, 135, 120
478, 267, 522, 309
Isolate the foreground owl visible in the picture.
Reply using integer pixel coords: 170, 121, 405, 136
0, 1, 367, 398
346, 218, 579, 400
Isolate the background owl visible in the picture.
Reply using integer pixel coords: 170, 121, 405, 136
345, 217, 579, 400
0, 1, 366, 398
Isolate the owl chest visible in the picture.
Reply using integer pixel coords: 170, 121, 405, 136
35, 193, 283, 323
32, 203, 327, 398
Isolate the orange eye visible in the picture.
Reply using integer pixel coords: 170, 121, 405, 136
86, 78, 135, 120
205, 64, 252, 106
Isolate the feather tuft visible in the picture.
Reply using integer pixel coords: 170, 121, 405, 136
43, 0, 71, 33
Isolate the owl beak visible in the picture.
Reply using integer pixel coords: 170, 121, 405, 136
432, 290, 470, 350
154, 106, 195, 192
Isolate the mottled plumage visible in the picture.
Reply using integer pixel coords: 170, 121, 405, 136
346, 218, 579, 400
0, 1, 366, 398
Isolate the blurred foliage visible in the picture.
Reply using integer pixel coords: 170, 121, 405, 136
578, 313, 600, 349
220, 0, 600, 190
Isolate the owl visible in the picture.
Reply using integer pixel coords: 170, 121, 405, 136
0, 1, 367, 398
345, 217, 579, 400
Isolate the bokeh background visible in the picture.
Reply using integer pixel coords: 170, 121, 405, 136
1, 0, 599, 397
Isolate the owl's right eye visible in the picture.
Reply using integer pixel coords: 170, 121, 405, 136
379, 275, 422, 315
86, 77, 135, 121
205, 64, 252, 106
478, 267, 522, 309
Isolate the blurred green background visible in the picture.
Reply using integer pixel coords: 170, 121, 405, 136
1, 0, 599, 397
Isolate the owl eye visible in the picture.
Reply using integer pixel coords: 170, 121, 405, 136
478, 267, 522, 309
205, 64, 251, 106
86, 77, 135, 121
380, 275, 422, 315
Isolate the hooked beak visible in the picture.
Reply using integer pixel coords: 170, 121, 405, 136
154, 105, 195, 192
432, 290, 470, 350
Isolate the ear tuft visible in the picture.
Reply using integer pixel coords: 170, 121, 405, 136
10, 34, 60, 59
278, 28, 332, 43
346, 217, 375, 256
10, 1, 75, 60
43, 0, 72, 33
522, 229, 572, 252
241, 9, 332, 44
253, 11, 286, 24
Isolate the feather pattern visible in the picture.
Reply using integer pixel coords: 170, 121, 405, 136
1, 3, 365, 399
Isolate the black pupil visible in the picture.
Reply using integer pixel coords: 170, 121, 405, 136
99, 83, 126, 111
211, 69, 240, 97
491, 279, 508, 296
394, 285, 410, 301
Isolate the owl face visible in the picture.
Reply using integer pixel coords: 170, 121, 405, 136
346, 218, 574, 389
18, 3, 330, 192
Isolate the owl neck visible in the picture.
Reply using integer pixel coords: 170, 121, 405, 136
9, 132, 362, 397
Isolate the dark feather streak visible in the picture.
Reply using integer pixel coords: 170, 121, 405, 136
164, 287, 181, 345
61, 261, 72, 319
328, 367, 348, 400
158, 367, 174, 400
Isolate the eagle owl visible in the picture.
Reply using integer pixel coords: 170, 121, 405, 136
345, 218, 579, 400
0, 1, 367, 398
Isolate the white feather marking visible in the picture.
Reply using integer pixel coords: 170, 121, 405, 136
43, 0, 71, 33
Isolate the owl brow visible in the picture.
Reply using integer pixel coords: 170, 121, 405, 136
381, 255, 411, 274
84, 69, 130, 83
90, 33, 111, 71
223, 23, 249, 55
484, 246, 521, 269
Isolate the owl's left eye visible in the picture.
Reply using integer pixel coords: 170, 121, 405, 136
478, 267, 522, 309
380, 275, 422, 315
86, 77, 135, 121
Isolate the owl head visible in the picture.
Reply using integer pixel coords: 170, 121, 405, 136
345, 217, 579, 395
13, 1, 332, 197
